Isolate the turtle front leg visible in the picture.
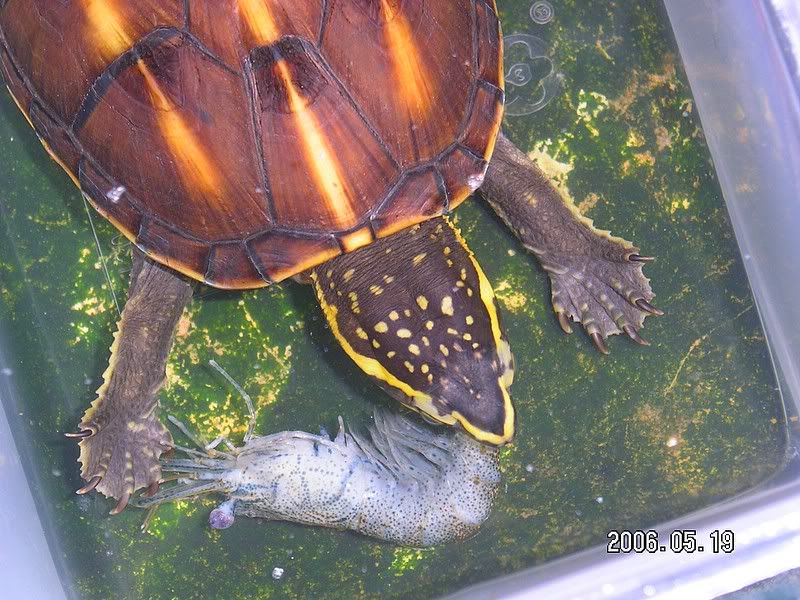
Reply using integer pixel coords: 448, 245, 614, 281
480, 134, 662, 353
68, 247, 192, 512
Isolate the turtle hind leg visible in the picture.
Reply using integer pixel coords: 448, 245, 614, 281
71, 247, 192, 512
480, 134, 662, 353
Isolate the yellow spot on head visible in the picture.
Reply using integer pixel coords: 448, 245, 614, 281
372, 339, 381, 349
374, 321, 389, 333
443, 246, 451, 256
403, 309, 411, 317
441, 296, 454, 316
343, 269, 355, 282
370, 285, 384, 296
397, 328, 412, 338
466, 315, 474, 325
425, 320, 434, 330
416, 295, 429, 310
383, 275, 395, 284
408, 344, 420, 356
356, 327, 368, 340
387, 351, 396, 358
389, 310, 400, 321
439, 344, 449, 357
421, 364, 430, 374
463, 333, 472, 341
421, 336, 430, 346
404, 361, 415, 373
412, 253, 427, 266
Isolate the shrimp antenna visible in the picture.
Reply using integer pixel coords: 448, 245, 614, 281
209, 359, 257, 443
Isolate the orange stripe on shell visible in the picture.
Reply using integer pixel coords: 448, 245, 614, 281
274, 59, 359, 230
83, 0, 134, 62
380, 0, 433, 119
137, 61, 223, 198
238, 0, 281, 45
82, 0, 223, 199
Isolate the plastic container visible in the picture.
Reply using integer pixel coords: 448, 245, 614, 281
1, 1, 798, 598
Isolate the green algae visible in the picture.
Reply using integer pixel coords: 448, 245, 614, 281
0, 1, 788, 598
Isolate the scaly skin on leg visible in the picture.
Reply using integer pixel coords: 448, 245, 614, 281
481, 134, 662, 353
312, 217, 515, 445
68, 246, 192, 512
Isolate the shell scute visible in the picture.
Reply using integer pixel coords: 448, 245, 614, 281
77, 32, 270, 244
251, 37, 399, 233
0, 0, 184, 123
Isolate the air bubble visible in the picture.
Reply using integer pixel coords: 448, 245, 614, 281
530, 1, 554, 25
503, 34, 563, 116
272, 567, 285, 580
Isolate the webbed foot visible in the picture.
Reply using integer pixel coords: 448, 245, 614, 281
481, 134, 663, 353
72, 409, 172, 513
543, 248, 662, 353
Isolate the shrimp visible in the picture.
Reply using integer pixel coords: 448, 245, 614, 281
134, 409, 501, 547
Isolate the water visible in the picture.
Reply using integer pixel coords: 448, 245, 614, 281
0, 1, 788, 598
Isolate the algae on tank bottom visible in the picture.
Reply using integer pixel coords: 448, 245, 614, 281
0, 0, 788, 598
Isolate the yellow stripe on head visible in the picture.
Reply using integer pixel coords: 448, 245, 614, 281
446, 217, 515, 444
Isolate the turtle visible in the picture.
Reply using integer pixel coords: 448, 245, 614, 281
0, 0, 661, 514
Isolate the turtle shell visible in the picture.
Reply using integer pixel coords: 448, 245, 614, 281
0, 1, 503, 288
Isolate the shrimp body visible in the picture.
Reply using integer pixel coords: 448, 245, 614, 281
139, 411, 501, 547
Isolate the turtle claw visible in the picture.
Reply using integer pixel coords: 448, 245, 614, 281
143, 481, 161, 498
628, 253, 655, 263
110, 492, 131, 515
557, 311, 573, 335
590, 332, 609, 355
74, 409, 172, 512
623, 324, 650, 346
76, 475, 102, 495
65, 428, 94, 439
635, 298, 664, 316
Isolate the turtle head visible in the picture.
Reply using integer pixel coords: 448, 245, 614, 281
312, 217, 516, 446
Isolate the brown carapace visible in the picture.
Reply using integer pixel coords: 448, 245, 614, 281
0, 0, 503, 287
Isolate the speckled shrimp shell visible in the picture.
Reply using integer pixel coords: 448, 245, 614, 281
135, 410, 501, 547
